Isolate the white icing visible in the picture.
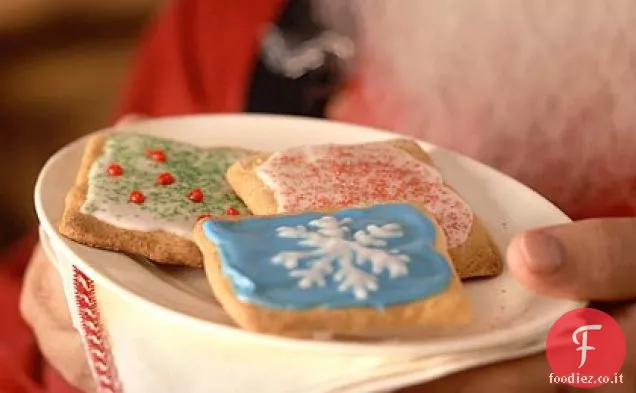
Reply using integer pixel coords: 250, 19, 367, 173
271, 216, 411, 300
84, 168, 195, 240
256, 142, 474, 248
80, 134, 249, 239
86, 203, 197, 240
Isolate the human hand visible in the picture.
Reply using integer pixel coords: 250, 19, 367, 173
20, 114, 147, 392
20, 244, 95, 392
401, 218, 636, 392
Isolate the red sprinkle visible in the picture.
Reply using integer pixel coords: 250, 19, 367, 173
107, 163, 123, 176
188, 188, 204, 203
226, 207, 240, 216
197, 214, 212, 221
148, 149, 167, 163
257, 144, 473, 248
129, 191, 145, 204
157, 172, 175, 186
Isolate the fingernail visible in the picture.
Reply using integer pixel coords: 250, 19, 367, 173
519, 231, 565, 274
115, 114, 147, 127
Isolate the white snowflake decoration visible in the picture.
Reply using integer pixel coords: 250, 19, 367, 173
271, 216, 411, 300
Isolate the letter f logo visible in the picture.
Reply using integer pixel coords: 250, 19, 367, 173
572, 324, 602, 368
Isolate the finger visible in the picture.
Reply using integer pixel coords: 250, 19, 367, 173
114, 113, 148, 127
399, 353, 560, 393
20, 246, 96, 392
20, 245, 72, 328
35, 327, 96, 393
507, 218, 636, 301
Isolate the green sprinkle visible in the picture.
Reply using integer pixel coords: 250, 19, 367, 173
84, 134, 251, 223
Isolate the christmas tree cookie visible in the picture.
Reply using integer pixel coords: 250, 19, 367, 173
59, 133, 254, 267
226, 139, 502, 279
193, 203, 471, 337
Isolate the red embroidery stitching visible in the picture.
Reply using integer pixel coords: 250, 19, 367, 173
73, 266, 122, 393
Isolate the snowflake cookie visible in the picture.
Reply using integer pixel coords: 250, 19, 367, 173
194, 203, 471, 337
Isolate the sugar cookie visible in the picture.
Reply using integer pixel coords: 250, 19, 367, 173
59, 133, 254, 266
194, 203, 471, 337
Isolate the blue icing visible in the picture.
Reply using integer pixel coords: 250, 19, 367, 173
202, 204, 452, 310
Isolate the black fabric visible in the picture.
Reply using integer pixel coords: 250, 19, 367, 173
244, 0, 344, 117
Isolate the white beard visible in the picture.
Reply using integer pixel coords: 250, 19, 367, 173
315, 0, 636, 215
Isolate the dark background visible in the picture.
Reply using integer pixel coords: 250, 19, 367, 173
0, 0, 160, 250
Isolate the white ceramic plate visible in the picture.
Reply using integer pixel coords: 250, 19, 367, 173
35, 114, 584, 357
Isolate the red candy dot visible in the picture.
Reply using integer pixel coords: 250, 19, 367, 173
148, 149, 167, 163
107, 163, 123, 176
226, 207, 240, 216
129, 191, 145, 204
188, 188, 204, 203
197, 214, 212, 221
157, 172, 175, 186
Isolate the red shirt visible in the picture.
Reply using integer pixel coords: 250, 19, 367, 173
2, 0, 634, 391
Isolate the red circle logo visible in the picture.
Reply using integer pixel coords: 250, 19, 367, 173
546, 308, 626, 388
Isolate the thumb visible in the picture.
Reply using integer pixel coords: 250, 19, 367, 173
114, 113, 148, 127
507, 218, 636, 301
